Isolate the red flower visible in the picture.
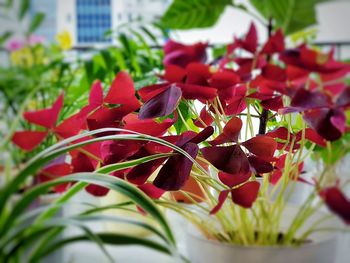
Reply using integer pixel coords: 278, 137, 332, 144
163, 40, 208, 68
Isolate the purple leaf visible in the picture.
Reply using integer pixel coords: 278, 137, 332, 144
139, 85, 182, 119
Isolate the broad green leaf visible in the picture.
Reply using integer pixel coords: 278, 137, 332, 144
28, 12, 45, 34
161, 0, 232, 29
249, 0, 269, 19
250, 0, 329, 35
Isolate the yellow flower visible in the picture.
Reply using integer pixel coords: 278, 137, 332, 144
10, 47, 34, 67
56, 30, 72, 50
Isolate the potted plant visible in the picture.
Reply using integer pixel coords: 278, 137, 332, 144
9, 22, 350, 262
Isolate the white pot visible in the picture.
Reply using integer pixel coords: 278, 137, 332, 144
186, 206, 339, 263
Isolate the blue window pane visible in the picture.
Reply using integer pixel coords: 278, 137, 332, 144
77, 0, 111, 43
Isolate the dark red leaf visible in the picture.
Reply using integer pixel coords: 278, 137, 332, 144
193, 106, 214, 128
163, 40, 207, 68
139, 84, 182, 119
123, 113, 174, 137
127, 158, 166, 185
177, 83, 217, 100
225, 96, 247, 115
104, 71, 140, 107
89, 80, 104, 108
154, 142, 199, 190
12, 131, 48, 151
242, 136, 277, 158
163, 64, 186, 83
261, 29, 285, 55
296, 128, 327, 147
138, 183, 165, 199
85, 184, 110, 197
218, 171, 251, 188
202, 145, 250, 175
231, 181, 260, 208
101, 140, 141, 165
138, 83, 170, 102
24, 94, 63, 129
303, 108, 343, 141
210, 190, 230, 214
248, 156, 274, 174
320, 186, 350, 225
210, 116, 242, 145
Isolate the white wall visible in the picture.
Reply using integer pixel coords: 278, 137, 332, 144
57, 0, 77, 46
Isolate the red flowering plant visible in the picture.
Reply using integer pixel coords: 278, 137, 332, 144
8, 23, 350, 249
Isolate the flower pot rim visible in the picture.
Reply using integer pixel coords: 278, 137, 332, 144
187, 223, 338, 250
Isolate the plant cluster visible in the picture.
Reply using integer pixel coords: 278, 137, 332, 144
8, 22, 350, 249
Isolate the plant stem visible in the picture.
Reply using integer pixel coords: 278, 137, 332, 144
258, 17, 273, 135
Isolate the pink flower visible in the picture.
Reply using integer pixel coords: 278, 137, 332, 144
6, 38, 25, 51
28, 35, 45, 46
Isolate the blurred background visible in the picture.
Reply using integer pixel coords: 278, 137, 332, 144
1, 0, 350, 65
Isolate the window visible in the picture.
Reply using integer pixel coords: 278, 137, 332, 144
76, 0, 112, 44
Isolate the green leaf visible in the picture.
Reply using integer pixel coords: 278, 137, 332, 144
161, 0, 232, 29
251, 0, 329, 35
249, 0, 269, 19
37, 233, 173, 260
11, 173, 176, 244
0, 31, 12, 46
18, 0, 30, 20
174, 100, 190, 134
28, 12, 45, 34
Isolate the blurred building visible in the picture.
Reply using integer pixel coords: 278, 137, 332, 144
56, 0, 169, 46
